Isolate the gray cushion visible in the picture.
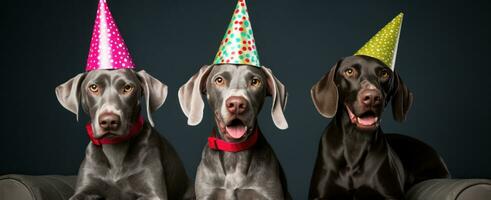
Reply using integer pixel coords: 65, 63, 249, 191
2, 175, 490, 200
0, 174, 76, 200
406, 178, 491, 200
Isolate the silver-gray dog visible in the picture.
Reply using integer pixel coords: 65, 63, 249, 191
178, 64, 291, 199
56, 69, 193, 200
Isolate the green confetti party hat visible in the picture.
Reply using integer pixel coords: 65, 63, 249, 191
213, 0, 260, 67
355, 13, 404, 71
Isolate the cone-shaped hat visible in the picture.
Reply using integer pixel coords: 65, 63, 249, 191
85, 0, 135, 71
354, 13, 403, 70
213, 0, 260, 67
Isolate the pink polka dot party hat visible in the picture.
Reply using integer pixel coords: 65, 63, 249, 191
85, 0, 135, 71
213, 0, 260, 67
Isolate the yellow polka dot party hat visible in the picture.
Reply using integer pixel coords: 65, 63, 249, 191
355, 13, 403, 71
213, 0, 260, 67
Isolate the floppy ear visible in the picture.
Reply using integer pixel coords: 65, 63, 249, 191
178, 65, 213, 126
261, 66, 288, 130
137, 70, 168, 127
55, 73, 86, 121
310, 62, 340, 118
391, 72, 413, 122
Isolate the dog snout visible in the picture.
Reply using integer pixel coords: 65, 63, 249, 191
226, 96, 247, 114
98, 112, 121, 131
359, 89, 382, 107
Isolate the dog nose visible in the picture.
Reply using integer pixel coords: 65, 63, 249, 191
226, 96, 247, 114
360, 90, 382, 106
98, 113, 121, 131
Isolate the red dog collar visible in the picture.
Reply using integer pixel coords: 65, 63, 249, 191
208, 127, 259, 152
85, 116, 145, 146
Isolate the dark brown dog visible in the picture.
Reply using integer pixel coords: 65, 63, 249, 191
308, 55, 450, 199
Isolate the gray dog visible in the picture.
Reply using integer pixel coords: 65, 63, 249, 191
178, 64, 290, 200
56, 69, 193, 200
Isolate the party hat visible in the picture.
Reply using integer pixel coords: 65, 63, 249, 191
85, 0, 135, 71
354, 13, 403, 70
213, 0, 260, 67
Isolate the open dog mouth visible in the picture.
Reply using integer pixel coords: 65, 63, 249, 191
345, 105, 380, 130
225, 119, 248, 139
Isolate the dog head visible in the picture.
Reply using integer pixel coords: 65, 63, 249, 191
55, 69, 167, 139
178, 64, 288, 141
311, 55, 413, 131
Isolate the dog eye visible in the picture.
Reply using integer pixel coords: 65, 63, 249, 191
380, 70, 390, 80
344, 68, 355, 77
122, 84, 134, 94
250, 78, 261, 87
215, 77, 224, 86
88, 84, 99, 93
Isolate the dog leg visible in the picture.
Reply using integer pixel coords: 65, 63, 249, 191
69, 193, 103, 200
197, 188, 226, 200
70, 176, 108, 200
136, 196, 165, 200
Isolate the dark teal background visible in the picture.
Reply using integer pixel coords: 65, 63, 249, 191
1, 0, 490, 199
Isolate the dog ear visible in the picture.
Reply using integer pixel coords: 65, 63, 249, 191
55, 73, 86, 121
310, 62, 340, 118
261, 66, 288, 130
391, 72, 414, 122
137, 70, 168, 127
178, 65, 213, 126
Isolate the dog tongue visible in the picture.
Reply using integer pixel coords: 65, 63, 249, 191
358, 116, 378, 126
226, 125, 247, 139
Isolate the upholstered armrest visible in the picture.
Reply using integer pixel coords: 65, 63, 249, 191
406, 178, 491, 200
0, 174, 76, 200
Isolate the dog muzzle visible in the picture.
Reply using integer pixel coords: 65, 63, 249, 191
85, 116, 144, 146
